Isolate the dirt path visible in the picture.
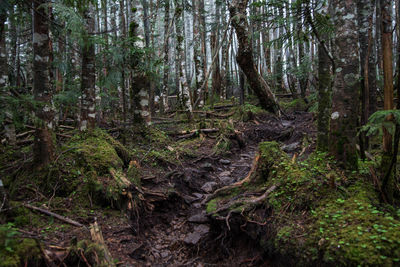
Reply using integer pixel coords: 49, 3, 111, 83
107, 112, 315, 266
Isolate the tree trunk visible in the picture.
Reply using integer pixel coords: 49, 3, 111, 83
229, 0, 280, 114
32, 0, 55, 166
141, 0, 155, 116
380, 0, 395, 203
160, 0, 170, 113
329, 0, 360, 170
129, 7, 151, 124
316, 39, 331, 151
199, 0, 207, 105
80, 4, 96, 131
357, 0, 376, 156
193, 0, 204, 109
174, 0, 190, 110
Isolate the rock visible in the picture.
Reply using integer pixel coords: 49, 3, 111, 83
219, 171, 231, 176
281, 142, 300, 152
219, 175, 233, 185
201, 182, 218, 193
200, 162, 213, 171
184, 225, 210, 245
181, 194, 197, 204
192, 193, 204, 199
160, 251, 170, 258
193, 203, 201, 209
188, 212, 209, 223
219, 159, 231, 165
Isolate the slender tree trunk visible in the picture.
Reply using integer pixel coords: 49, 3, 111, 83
80, 4, 96, 131
380, 0, 395, 203
161, 0, 170, 113
357, 0, 376, 157
174, 0, 190, 110
141, 0, 155, 116
229, 0, 280, 114
32, 0, 55, 166
193, 0, 204, 109
119, 0, 127, 143
199, 0, 207, 104
329, 0, 360, 170
211, 30, 221, 107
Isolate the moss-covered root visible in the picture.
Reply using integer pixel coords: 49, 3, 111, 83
206, 141, 287, 218
206, 141, 400, 266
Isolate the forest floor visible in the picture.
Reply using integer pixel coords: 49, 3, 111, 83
109, 110, 315, 266
0, 102, 316, 266
3, 100, 400, 266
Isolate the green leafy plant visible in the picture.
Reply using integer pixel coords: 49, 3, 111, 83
360, 110, 400, 137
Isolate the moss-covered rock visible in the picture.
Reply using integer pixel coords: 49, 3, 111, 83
207, 142, 400, 266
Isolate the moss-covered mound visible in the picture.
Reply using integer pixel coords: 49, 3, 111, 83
280, 98, 309, 113
206, 142, 400, 266
9, 129, 141, 212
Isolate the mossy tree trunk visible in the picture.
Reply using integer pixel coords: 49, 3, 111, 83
80, 4, 96, 131
228, 0, 280, 115
32, 0, 55, 167
328, 0, 360, 170
380, 0, 395, 203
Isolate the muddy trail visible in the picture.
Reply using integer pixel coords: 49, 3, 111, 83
99, 111, 315, 266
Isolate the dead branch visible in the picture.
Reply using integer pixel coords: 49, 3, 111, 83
23, 203, 84, 228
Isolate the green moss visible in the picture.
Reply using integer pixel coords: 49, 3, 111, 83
280, 98, 309, 112
67, 129, 125, 174
206, 199, 218, 214
0, 224, 41, 266
309, 183, 400, 266
232, 103, 266, 121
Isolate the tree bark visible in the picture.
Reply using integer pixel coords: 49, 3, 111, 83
161, 0, 170, 113
329, 0, 360, 170
380, 0, 395, 203
316, 4, 331, 152
229, 0, 280, 114
129, 7, 151, 124
80, 4, 96, 131
174, 0, 190, 110
32, 0, 55, 166
357, 0, 376, 155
